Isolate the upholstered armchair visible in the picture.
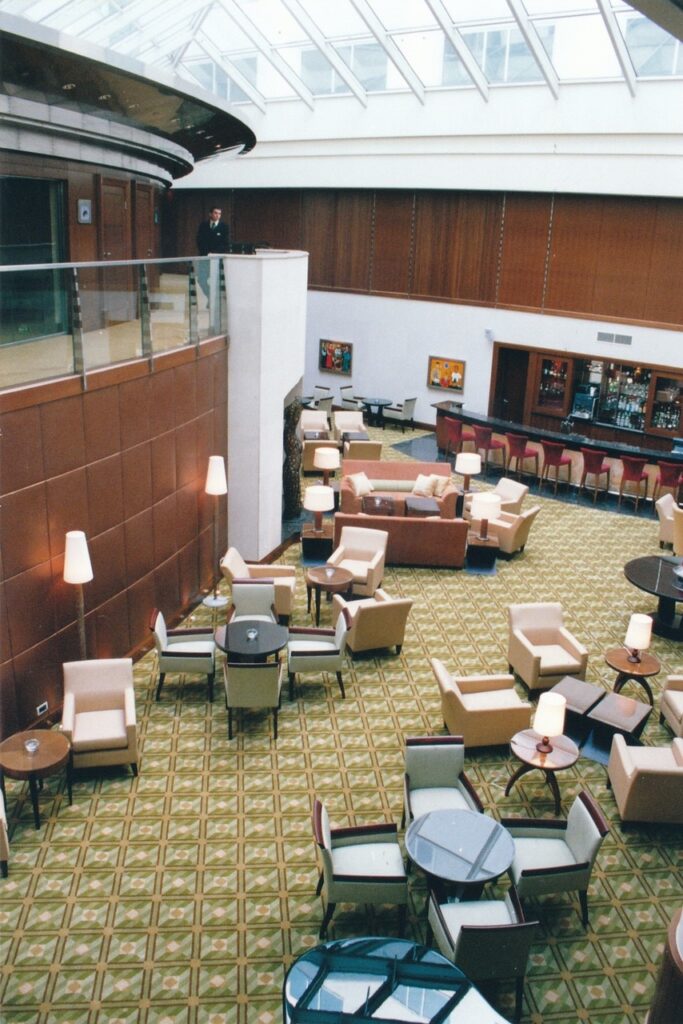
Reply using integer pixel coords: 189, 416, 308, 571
502, 791, 609, 928
655, 494, 675, 548
0, 790, 9, 877
287, 611, 349, 700
332, 588, 412, 655
492, 477, 529, 515
220, 546, 296, 622
339, 385, 364, 410
223, 659, 284, 740
327, 525, 387, 596
149, 609, 216, 702
402, 735, 483, 828
674, 503, 683, 556
312, 797, 408, 939
507, 602, 588, 692
430, 659, 532, 747
383, 397, 416, 432
332, 410, 366, 440
298, 409, 330, 438
607, 734, 683, 824
484, 505, 541, 556
343, 439, 383, 459
427, 886, 537, 1022
62, 658, 139, 776
660, 675, 683, 737
226, 581, 277, 624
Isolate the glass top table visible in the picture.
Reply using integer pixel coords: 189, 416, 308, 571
283, 937, 511, 1022
624, 555, 683, 639
215, 620, 288, 658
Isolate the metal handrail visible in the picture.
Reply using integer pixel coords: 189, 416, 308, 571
0, 255, 218, 273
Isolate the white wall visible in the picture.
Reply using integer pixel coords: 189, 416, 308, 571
225, 250, 308, 560
305, 291, 682, 426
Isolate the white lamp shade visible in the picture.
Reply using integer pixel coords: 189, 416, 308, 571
625, 613, 652, 652
533, 692, 567, 740
454, 452, 482, 476
63, 530, 93, 584
205, 455, 228, 495
304, 485, 335, 513
313, 447, 340, 471
469, 492, 502, 523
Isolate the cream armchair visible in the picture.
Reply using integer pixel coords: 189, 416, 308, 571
402, 735, 483, 827
607, 734, 683, 824
332, 588, 412, 655
507, 602, 588, 693
223, 660, 284, 740
287, 612, 349, 700
62, 658, 138, 776
655, 493, 675, 548
485, 505, 541, 556
493, 477, 529, 515
332, 410, 366, 440
298, 409, 329, 438
343, 439, 382, 460
149, 608, 216, 702
430, 659, 532, 747
221, 547, 296, 622
227, 581, 277, 624
0, 790, 9, 877
660, 675, 683, 737
327, 525, 387, 596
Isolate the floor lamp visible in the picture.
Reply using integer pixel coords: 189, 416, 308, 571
204, 455, 229, 608
63, 530, 93, 660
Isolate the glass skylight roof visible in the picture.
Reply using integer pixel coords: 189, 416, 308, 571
1, 0, 681, 112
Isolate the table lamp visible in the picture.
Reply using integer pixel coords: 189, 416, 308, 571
454, 451, 481, 492
63, 530, 93, 660
469, 492, 502, 541
204, 455, 229, 608
313, 446, 340, 486
624, 612, 652, 664
533, 691, 567, 754
304, 485, 335, 534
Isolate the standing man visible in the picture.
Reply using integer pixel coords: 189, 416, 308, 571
196, 205, 231, 302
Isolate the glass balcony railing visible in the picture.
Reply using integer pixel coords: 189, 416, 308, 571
0, 256, 228, 391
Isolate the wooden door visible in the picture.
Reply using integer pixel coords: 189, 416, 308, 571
491, 346, 529, 423
99, 176, 133, 323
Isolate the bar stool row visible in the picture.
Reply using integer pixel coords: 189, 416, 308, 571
443, 418, 683, 510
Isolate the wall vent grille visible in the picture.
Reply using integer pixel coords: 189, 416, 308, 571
597, 331, 632, 346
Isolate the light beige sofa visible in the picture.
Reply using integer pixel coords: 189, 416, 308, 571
340, 460, 458, 517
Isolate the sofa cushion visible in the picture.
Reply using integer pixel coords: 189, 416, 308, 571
72, 709, 128, 751
348, 472, 373, 497
412, 473, 437, 497
431, 474, 449, 497
369, 479, 414, 492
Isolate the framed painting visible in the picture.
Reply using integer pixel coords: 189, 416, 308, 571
319, 339, 352, 376
427, 355, 465, 393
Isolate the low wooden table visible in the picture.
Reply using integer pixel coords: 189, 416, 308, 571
466, 532, 498, 570
301, 521, 334, 561
0, 729, 72, 829
362, 495, 395, 516
550, 676, 606, 742
505, 729, 579, 814
306, 566, 354, 626
583, 691, 652, 764
604, 646, 660, 707
404, 495, 440, 518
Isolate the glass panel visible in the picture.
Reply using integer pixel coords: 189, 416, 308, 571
148, 261, 192, 352
618, 13, 682, 77
442, 37, 474, 86
240, 0, 307, 45
0, 266, 74, 388
300, 0, 370, 37
371, 0, 435, 31
537, 357, 569, 411
651, 377, 682, 433
83, 263, 142, 372
442, 0, 511, 22
522, 0, 598, 13
281, 47, 352, 94
460, 26, 544, 84
536, 14, 622, 79
394, 30, 449, 87
334, 41, 389, 91
596, 363, 651, 431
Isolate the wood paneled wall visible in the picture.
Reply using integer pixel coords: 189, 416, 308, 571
0, 342, 227, 739
168, 187, 683, 329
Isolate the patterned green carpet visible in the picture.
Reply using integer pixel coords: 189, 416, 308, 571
1, 427, 682, 1024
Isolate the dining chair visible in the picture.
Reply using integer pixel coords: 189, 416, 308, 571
149, 608, 217, 701
220, 546, 296, 622
227, 581, 277, 623
383, 397, 416, 432
223, 659, 284, 740
287, 611, 349, 700
402, 735, 483, 828
505, 433, 539, 479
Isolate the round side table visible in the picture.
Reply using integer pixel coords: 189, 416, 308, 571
505, 729, 579, 815
604, 646, 660, 707
306, 566, 354, 626
0, 729, 72, 829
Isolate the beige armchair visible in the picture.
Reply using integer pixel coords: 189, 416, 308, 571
674, 503, 683, 556
221, 547, 296, 622
287, 612, 349, 700
62, 658, 138, 776
343, 439, 382, 460
430, 659, 532, 747
149, 608, 216, 702
655, 493, 675, 548
402, 735, 483, 827
227, 581, 277, 624
327, 525, 387, 596
0, 790, 8, 877
485, 505, 541, 556
298, 409, 329, 438
303, 438, 341, 473
507, 602, 588, 693
493, 477, 529, 514
223, 659, 284, 740
333, 588, 412, 655
660, 675, 683, 737
607, 734, 683, 824
332, 410, 366, 440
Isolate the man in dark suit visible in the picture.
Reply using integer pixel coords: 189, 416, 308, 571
196, 206, 231, 303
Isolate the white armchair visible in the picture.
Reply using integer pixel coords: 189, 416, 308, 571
287, 611, 349, 700
607, 734, 683, 824
402, 735, 483, 828
507, 602, 588, 693
332, 588, 412, 655
430, 659, 532, 747
493, 477, 529, 515
220, 546, 296, 622
332, 410, 366, 440
327, 525, 387, 596
502, 791, 609, 928
383, 397, 416, 432
339, 385, 364, 410
149, 608, 216, 701
485, 505, 541, 556
298, 409, 330, 439
312, 797, 408, 939
660, 675, 683, 737
227, 581, 277, 624
223, 659, 284, 740
62, 658, 138, 776
655, 493, 675, 548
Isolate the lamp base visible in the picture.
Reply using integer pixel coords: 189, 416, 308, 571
626, 648, 642, 664
536, 738, 554, 754
203, 594, 228, 608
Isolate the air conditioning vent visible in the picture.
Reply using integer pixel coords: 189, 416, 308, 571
596, 331, 632, 346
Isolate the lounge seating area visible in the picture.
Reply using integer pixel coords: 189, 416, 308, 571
340, 458, 460, 517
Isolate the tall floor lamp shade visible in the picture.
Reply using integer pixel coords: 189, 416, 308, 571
204, 455, 229, 608
63, 530, 93, 660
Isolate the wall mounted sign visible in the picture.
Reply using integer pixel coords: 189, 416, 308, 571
77, 199, 92, 224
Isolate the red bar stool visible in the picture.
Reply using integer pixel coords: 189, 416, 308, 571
617, 456, 649, 511
505, 432, 539, 479
472, 424, 506, 477
652, 460, 683, 503
579, 447, 610, 503
444, 417, 475, 459
539, 440, 572, 494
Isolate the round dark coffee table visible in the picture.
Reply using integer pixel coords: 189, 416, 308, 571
624, 556, 683, 639
505, 729, 579, 815
215, 620, 288, 659
306, 566, 354, 626
0, 730, 72, 829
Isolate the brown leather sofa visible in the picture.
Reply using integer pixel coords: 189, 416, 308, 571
333, 512, 468, 568
340, 459, 458, 517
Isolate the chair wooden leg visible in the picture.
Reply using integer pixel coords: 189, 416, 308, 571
319, 902, 336, 939
155, 673, 165, 701
579, 890, 589, 928
336, 671, 345, 698
228, 708, 233, 740
515, 978, 524, 1022
288, 672, 295, 702
273, 709, 278, 741
208, 672, 214, 702
316, 872, 324, 896
0, 860, 7, 878
131, 762, 138, 777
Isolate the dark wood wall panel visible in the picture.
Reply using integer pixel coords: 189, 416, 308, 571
303, 192, 337, 286
497, 194, 551, 308
370, 192, 414, 295
544, 196, 604, 314
412, 192, 463, 298
333, 192, 373, 292
453, 193, 503, 303
232, 189, 303, 249
644, 200, 683, 326
591, 197, 655, 322
0, 343, 227, 738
